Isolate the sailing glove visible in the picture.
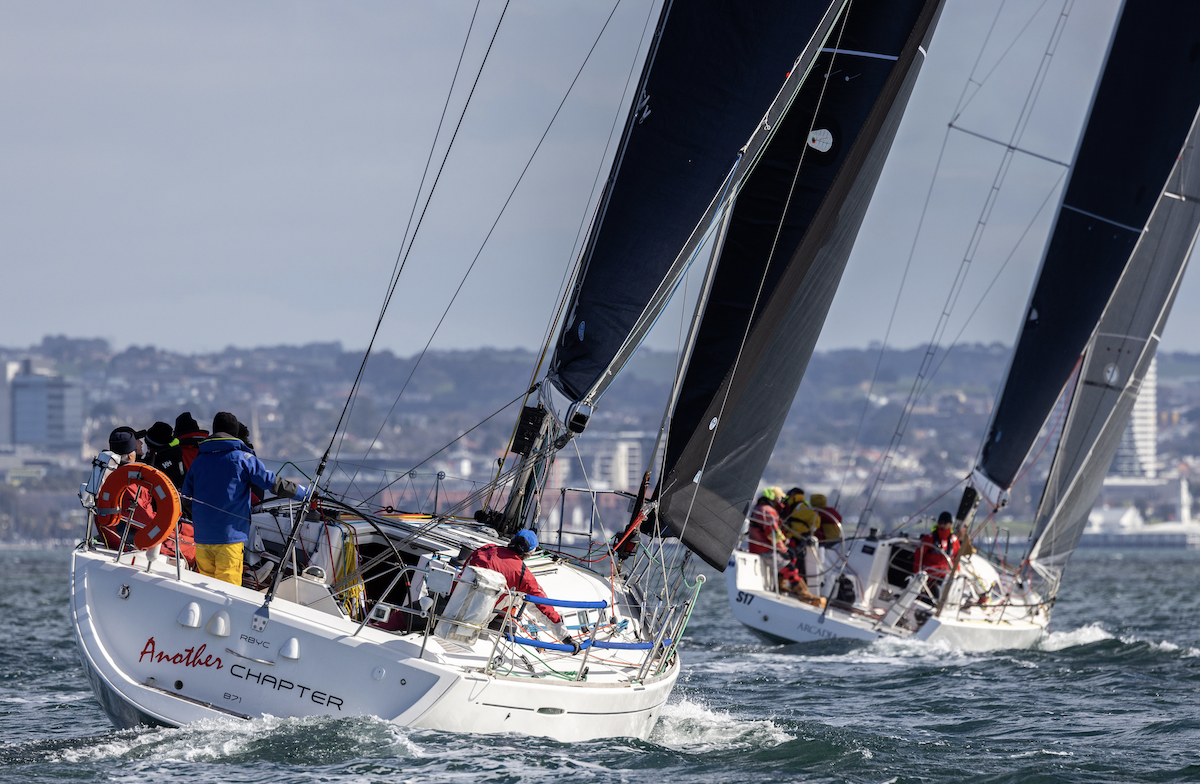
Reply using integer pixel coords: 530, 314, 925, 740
272, 476, 308, 499
562, 635, 581, 655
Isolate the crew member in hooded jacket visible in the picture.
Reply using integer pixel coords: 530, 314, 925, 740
182, 411, 307, 585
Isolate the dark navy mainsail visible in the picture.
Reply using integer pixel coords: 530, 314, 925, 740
547, 1, 836, 407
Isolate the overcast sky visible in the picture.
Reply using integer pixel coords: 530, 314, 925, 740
6, 0, 1194, 360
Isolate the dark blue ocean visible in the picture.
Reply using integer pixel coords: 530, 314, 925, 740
1, 547, 1196, 783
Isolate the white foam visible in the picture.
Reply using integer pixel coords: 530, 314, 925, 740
54, 714, 420, 764
1037, 622, 1113, 651
651, 698, 793, 750
1117, 635, 1200, 657
1009, 748, 1074, 758
862, 635, 969, 662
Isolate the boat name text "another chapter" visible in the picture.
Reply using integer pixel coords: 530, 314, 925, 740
139, 637, 223, 669
229, 664, 344, 710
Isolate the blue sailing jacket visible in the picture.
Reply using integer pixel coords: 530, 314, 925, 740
181, 436, 305, 545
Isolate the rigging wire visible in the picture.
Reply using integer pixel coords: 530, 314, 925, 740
363, 387, 530, 505
951, 0, 1054, 124
833, 0, 1050, 506
839, 163, 1068, 508
852, 0, 1077, 532
487, 0, 656, 505
345, 0, 626, 502
905, 167, 1068, 418
328, 0, 505, 486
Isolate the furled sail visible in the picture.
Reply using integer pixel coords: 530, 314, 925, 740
1028, 108, 1200, 584
976, 0, 1200, 495
547, 1, 844, 412
657, 0, 947, 570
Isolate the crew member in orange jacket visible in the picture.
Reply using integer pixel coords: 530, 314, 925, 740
467, 530, 581, 653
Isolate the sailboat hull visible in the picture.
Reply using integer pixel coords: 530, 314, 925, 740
71, 548, 677, 741
726, 551, 1047, 652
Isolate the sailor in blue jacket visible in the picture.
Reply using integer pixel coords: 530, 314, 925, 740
182, 412, 307, 584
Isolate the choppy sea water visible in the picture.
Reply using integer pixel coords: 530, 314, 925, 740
1, 548, 1197, 783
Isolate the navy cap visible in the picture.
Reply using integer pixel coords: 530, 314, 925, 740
108, 427, 138, 455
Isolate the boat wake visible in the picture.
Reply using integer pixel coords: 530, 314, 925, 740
48, 715, 419, 765
650, 698, 793, 751
857, 635, 969, 663
1037, 622, 1114, 651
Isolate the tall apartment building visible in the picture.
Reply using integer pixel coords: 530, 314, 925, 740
1111, 356, 1157, 478
10, 360, 84, 454
0, 361, 20, 445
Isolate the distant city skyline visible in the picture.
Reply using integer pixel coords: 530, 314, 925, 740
9, 0, 1197, 360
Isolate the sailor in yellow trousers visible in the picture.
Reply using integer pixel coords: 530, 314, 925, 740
182, 412, 307, 584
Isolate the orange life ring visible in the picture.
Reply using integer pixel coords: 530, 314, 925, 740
95, 463, 181, 551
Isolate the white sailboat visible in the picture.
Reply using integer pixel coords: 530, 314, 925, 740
71, 0, 944, 739
727, 0, 1200, 651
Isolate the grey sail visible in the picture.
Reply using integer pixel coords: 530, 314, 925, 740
1027, 110, 1200, 584
657, 0, 946, 570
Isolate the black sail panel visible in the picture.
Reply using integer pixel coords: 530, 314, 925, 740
977, 1, 1200, 490
548, 1, 834, 404
658, 0, 945, 569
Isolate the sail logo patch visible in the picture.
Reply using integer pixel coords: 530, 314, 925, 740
1103, 363, 1120, 384
808, 129, 833, 153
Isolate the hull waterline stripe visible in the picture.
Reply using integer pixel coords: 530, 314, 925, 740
480, 698, 667, 717
143, 681, 253, 721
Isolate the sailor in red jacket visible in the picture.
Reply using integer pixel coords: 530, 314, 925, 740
467, 530, 581, 653
916, 511, 960, 585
